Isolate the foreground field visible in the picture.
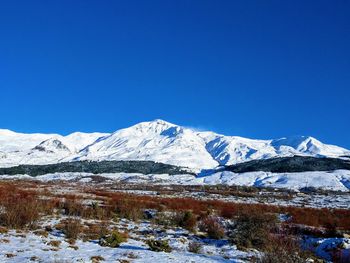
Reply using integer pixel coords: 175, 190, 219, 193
0, 180, 349, 262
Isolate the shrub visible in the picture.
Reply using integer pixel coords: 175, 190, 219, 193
188, 241, 202, 253
47, 240, 61, 248
260, 250, 305, 263
82, 222, 108, 241
90, 255, 105, 263
33, 229, 49, 238
156, 211, 198, 231
82, 201, 108, 220
199, 216, 225, 239
99, 230, 128, 248
220, 205, 236, 219
0, 191, 40, 229
259, 235, 312, 263
91, 188, 350, 231
0, 226, 8, 234
153, 212, 174, 227
113, 199, 143, 221
231, 211, 277, 250
90, 201, 106, 220
61, 198, 84, 217
146, 239, 172, 252
63, 218, 81, 240
175, 211, 197, 232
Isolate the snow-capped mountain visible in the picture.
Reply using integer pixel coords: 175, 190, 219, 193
0, 120, 349, 169
0, 129, 107, 168
69, 120, 218, 169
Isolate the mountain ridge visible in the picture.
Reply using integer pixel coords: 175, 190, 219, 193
0, 119, 349, 169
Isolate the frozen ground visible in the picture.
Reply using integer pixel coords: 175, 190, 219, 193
200, 170, 350, 192
0, 179, 349, 262
0, 215, 348, 262
0, 217, 254, 263
303, 236, 350, 261
0, 170, 350, 192
1, 170, 349, 209
1, 169, 350, 192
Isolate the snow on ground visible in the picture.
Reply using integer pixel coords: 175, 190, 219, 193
0, 217, 253, 263
303, 236, 350, 261
0, 234, 234, 263
201, 170, 350, 192
2, 169, 349, 192
1, 171, 350, 209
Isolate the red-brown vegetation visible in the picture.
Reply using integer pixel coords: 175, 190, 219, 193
0, 181, 349, 233
198, 216, 225, 239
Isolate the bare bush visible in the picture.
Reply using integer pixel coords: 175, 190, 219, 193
188, 241, 202, 253
63, 218, 82, 240
99, 230, 128, 248
230, 211, 277, 250
0, 190, 40, 229
61, 198, 85, 217
259, 235, 313, 263
146, 239, 172, 252
199, 216, 225, 239
176, 211, 197, 232
112, 198, 143, 221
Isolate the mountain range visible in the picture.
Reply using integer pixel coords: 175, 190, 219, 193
0, 119, 349, 170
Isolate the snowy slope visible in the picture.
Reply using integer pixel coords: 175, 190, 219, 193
199, 170, 350, 191
0, 129, 107, 167
63, 132, 109, 152
71, 119, 349, 169
199, 133, 350, 166
69, 120, 218, 169
3, 169, 349, 192
0, 120, 349, 169
0, 129, 56, 152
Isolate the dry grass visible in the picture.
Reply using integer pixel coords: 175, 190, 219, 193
81, 221, 108, 241
91, 190, 350, 231
0, 180, 347, 262
198, 216, 225, 239
90, 255, 105, 263
0, 187, 40, 228
0, 181, 349, 234
47, 240, 61, 248
62, 218, 82, 240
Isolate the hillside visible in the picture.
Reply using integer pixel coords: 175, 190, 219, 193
225, 156, 350, 173
1, 120, 349, 170
0, 160, 190, 177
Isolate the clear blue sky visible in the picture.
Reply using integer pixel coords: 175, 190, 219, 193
1, 1, 349, 148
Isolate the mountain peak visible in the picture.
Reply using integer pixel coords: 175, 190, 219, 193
120, 119, 177, 135
0, 121, 349, 169
271, 136, 320, 149
146, 119, 177, 127
33, 138, 71, 153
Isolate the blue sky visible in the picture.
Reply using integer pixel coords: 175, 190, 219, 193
0, 1, 349, 148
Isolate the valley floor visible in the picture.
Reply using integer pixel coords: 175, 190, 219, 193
2, 172, 349, 209
0, 179, 349, 262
